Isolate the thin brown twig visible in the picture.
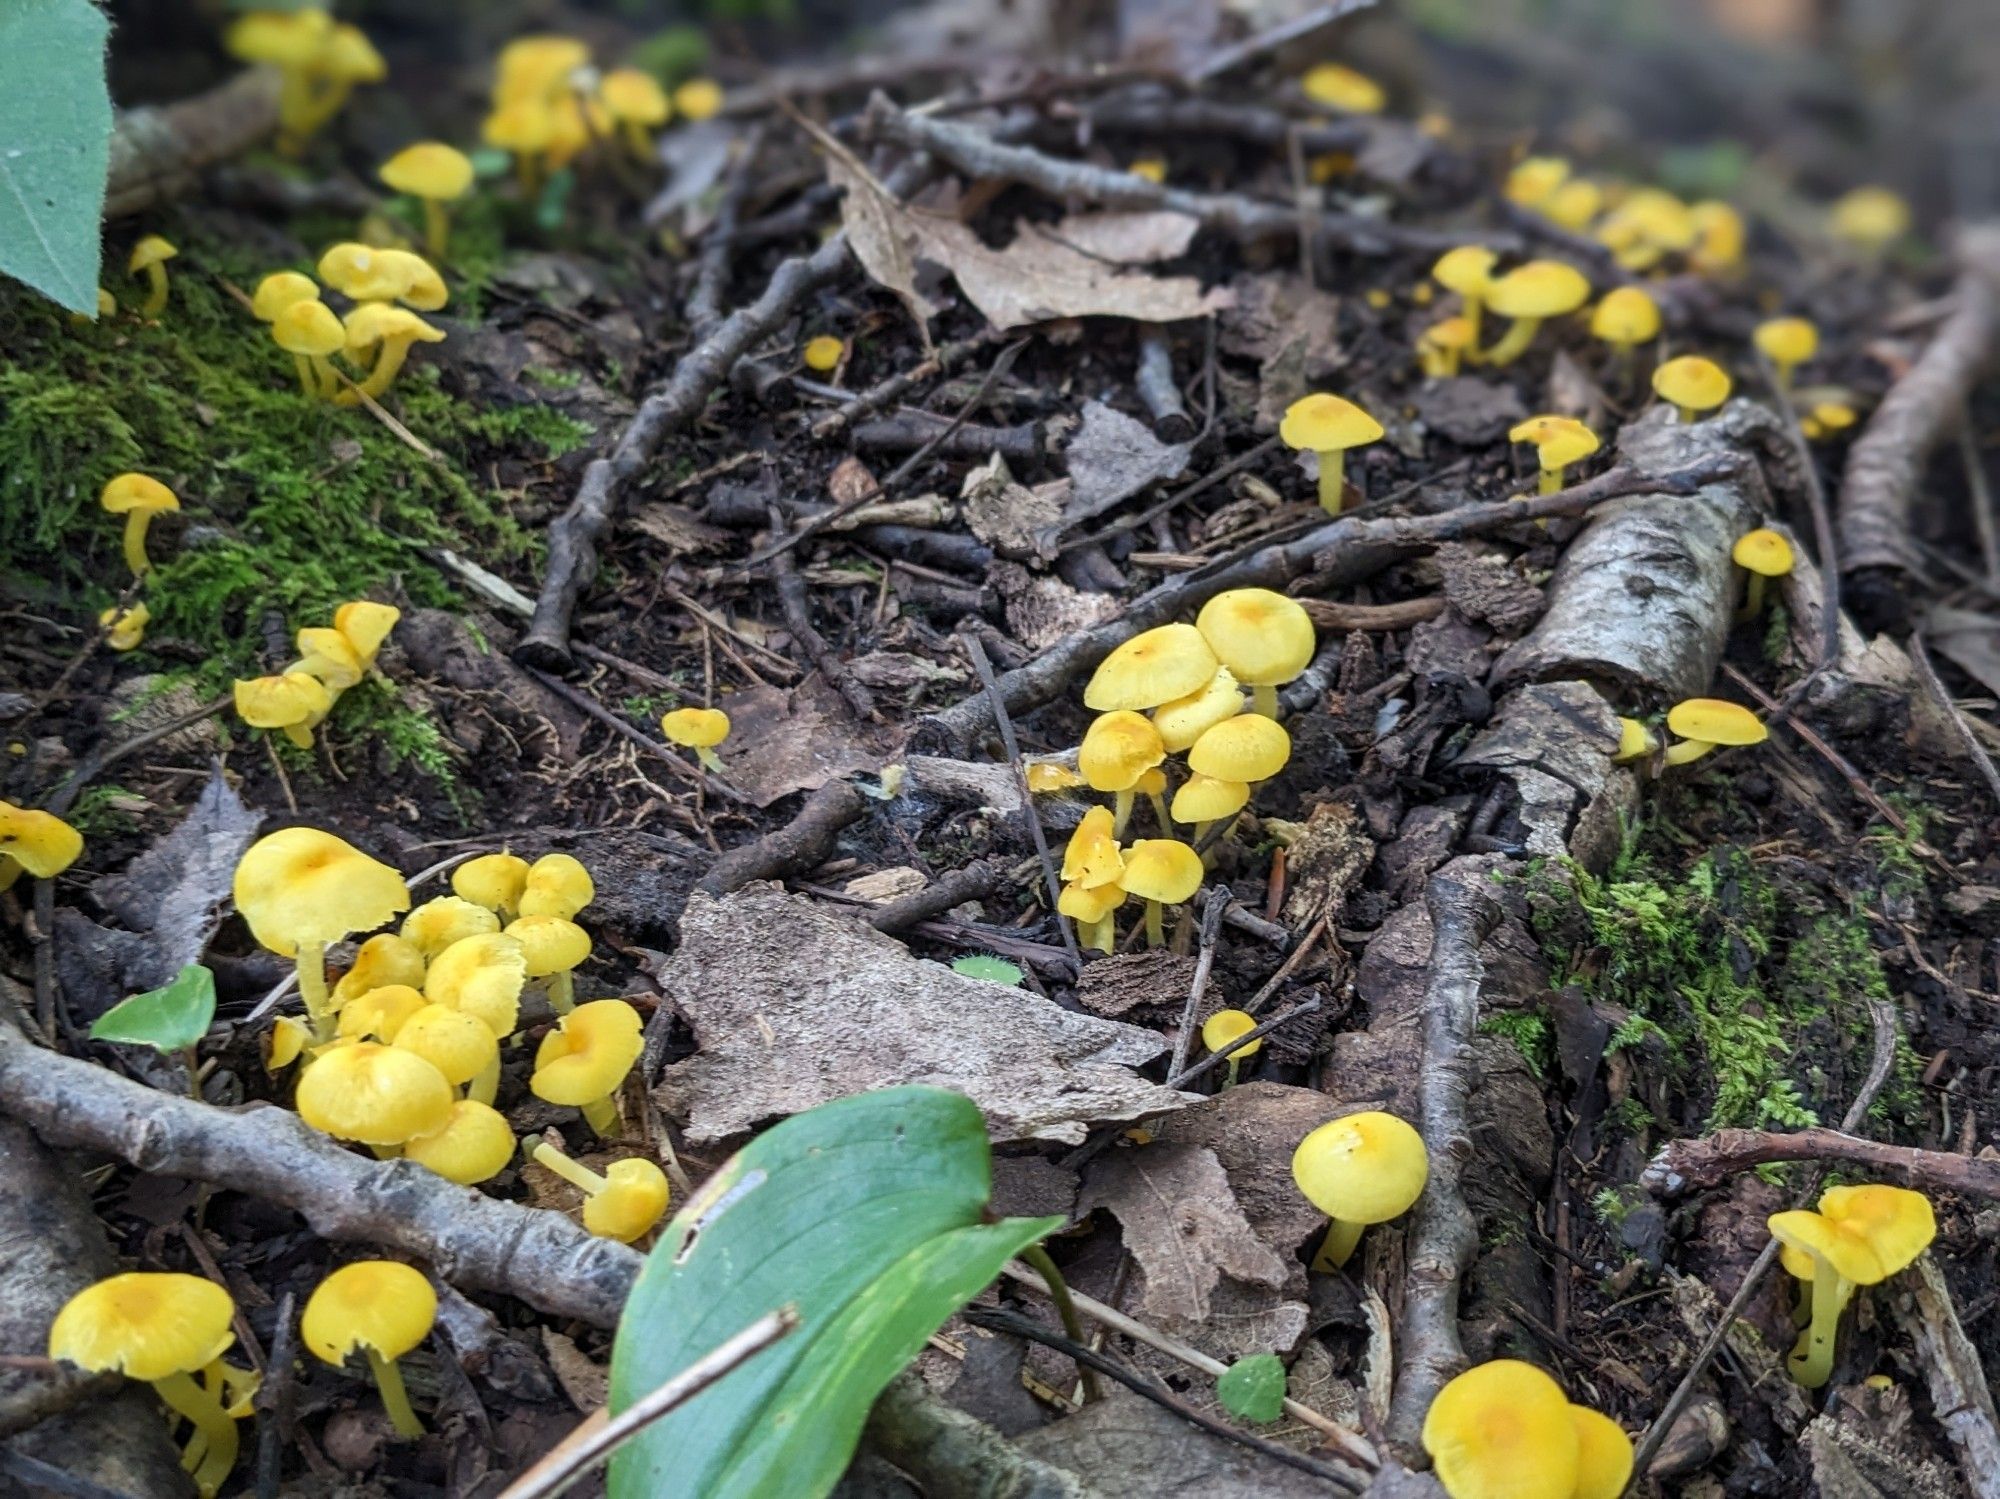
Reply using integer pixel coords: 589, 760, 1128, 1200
1643, 1126, 2000, 1202
522, 666, 750, 806
1165, 994, 1321, 1090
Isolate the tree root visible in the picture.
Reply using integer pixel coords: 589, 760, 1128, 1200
105, 68, 283, 221
1641, 1125, 2000, 1200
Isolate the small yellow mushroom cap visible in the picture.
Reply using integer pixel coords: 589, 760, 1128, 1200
1486, 260, 1591, 319
1503, 156, 1571, 208
660, 707, 730, 749
101, 603, 149, 651
532, 999, 644, 1107
375, 250, 448, 312
317, 243, 413, 303
1171, 772, 1250, 825
272, 299, 346, 358
344, 303, 444, 353
1280, 393, 1384, 456
1689, 200, 1748, 273
100, 472, 180, 519
128, 235, 178, 274
234, 672, 331, 735
454, 852, 531, 914
1432, 246, 1498, 299
1195, 589, 1316, 688
1079, 711, 1166, 793
517, 853, 595, 921
339, 942, 427, 999
0, 803, 84, 878
803, 335, 847, 372
672, 78, 725, 121
49, 1273, 235, 1382
1831, 186, 1910, 250
380, 142, 474, 202
295, 627, 364, 692
585, 1159, 672, 1242
303, 1261, 437, 1365
1664, 698, 1766, 747
1543, 178, 1603, 231
404, 1100, 516, 1185
1612, 718, 1657, 764
402, 895, 501, 957
484, 99, 555, 154
1509, 415, 1600, 472
1803, 402, 1858, 440
1117, 839, 1204, 906
424, 932, 527, 1037
1201, 1008, 1262, 1059
321, 23, 386, 85
1569, 1406, 1635, 1499
1419, 316, 1474, 356
1058, 879, 1125, 923
1590, 287, 1661, 346
601, 68, 671, 125
1084, 623, 1219, 712
335, 600, 401, 664
506, 914, 591, 977
1422, 1359, 1579, 1499
336, 983, 428, 1043
1152, 668, 1248, 753
296, 1041, 454, 1145
268, 1015, 312, 1070
393, 1003, 500, 1087
1292, 1110, 1429, 1224
1300, 62, 1384, 114
1754, 317, 1819, 368
1188, 714, 1291, 783
234, 827, 411, 957
252, 271, 321, 322
1733, 528, 1795, 578
1026, 760, 1087, 792
1811, 1184, 1936, 1281
496, 35, 590, 104
1061, 806, 1125, 890
1652, 355, 1732, 413
225, 7, 332, 66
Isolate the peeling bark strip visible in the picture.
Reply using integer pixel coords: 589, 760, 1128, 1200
1898, 1256, 2000, 1499
104, 67, 282, 221
1839, 226, 2000, 577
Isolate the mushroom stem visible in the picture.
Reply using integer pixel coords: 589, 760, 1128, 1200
296, 942, 335, 1041
311, 355, 343, 401
532, 1140, 608, 1193
1773, 360, 1796, 395
1675, 403, 1697, 424
1144, 899, 1165, 948
291, 353, 321, 400
548, 971, 576, 1015
1740, 573, 1767, 620
1461, 296, 1484, 345
139, 263, 170, 319
366, 1347, 424, 1438
0, 858, 21, 894
466, 1055, 499, 1106
1661, 738, 1718, 767
120, 512, 156, 576
1311, 1217, 1365, 1272
695, 746, 725, 773
621, 121, 653, 160
354, 337, 413, 400
1788, 1253, 1853, 1388
152, 1370, 238, 1498
421, 200, 451, 259
1224, 1057, 1243, 1087
1480, 315, 1543, 367
1315, 448, 1346, 516
1251, 683, 1281, 720
1537, 465, 1564, 496
1146, 790, 1171, 834
1087, 913, 1117, 955
276, 70, 316, 149
516, 154, 542, 196
580, 1093, 620, 1136
1112, 790, 1136, 840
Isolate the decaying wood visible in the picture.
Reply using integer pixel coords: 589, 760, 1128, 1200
1897, 1256, 2000, 1499
104, 69, 283, 221
864, 1371, 1099, 1499
1642, 1126, 2000, 1200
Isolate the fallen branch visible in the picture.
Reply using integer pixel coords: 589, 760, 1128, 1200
1897, 1256, 2000, 1499
694, 781, 869, 897
768, 510, 879, 722
1641, 1126, 2000, 1201
105, 68, 282, 221
865, 858, 1009, 934
862, 1371, 1096, 1499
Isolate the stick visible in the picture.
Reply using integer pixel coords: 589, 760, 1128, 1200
1133, 326, 1196, 443
1165, 995, 1321, 1091
1190, 0, 1379, 81
695, 781, 869, 897
865, 858, 1009, 933
495, 1308, 799, 1499
104, 68, 281, 220
1641, 1126, 2000, 1201
1909, 631, 2000, 813
1167, 892, 1230, 1080
767, 507, 879, 722
1898, 1256, 2000, 1498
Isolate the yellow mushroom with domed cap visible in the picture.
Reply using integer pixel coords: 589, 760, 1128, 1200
673, 77, 725, 122
303, 1260, 437, 1438
252, 270, 320, 324
1188, 714, 1291, 785
273, 298, 346, 399
1612, 718, 1658, 765
1802, 401, 1858, 442
235, 827, 411, 1038
0, 802, 82, 895
1734, 528, 1795, 619
1421, 1359, 1578, 1499
341, 304, 444, 404
1417, 316, 1474, 379
1059, 879, 1125, 955
601, 69, 671, 159
1117, 839, 1203, 948
234, 671, 333, 750
100, 473, 179, 577
1543, 178, 1602, 232
1172, 772, 1249, 855
49, 1272, 248, 1497
402, 895, 501, 958
1061, 806, 1124, 893
128, 236, 178, 318
1085, 623, 1218, 712
1152, 668, 1246, 753
297, 1040, 454, 1146
1503, 157, 1569, 209
1432, 247, 1498, 344
379, 143, 473, 258
1652, 355, 1731, 423
454, 852, 530, 917
1195, 589, 1316, 720
1769, 1184, 1934, 1387
1201, 1008, 1262, 1086
518, 852, 594, 921
532, 1135, 671, 1241
1080, 710, 1166, 838
1689, 200, 1746, 275
1301, 62, 1384, 114
1292, 1109, 1428, 1270
1590, 286, 1660, 364
318, 243, 415, 304
102, 602, 149, 652
1570, 1405, 1636, 1499
1280, 393, 1384, 515
335, 600, 401, 667
1831, 186, 1909, 253
226, 8, 332, 145
393, 1003, 500, 1090
533, 998, 646, 1135
507, 914, 591, 1014
1662, 697, 1767, 767
337, 984, 428, 1044
1510, 415, 1599, 495
1754, 317, 1819, 395
425, 931, 527, 1038
405, 1099, 515, 1184
803, 335, 847, 373
1478, 260, 1591, 367
661, 707, 730, 771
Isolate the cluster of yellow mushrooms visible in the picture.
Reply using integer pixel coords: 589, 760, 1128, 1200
232, 600, 401, 751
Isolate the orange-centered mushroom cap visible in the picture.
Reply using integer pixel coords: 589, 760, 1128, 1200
531, 999, 644, 1107
402, 895, 501, 957
234, 828, 411, 958
1292, 1110, 1429, 1225
424, 932, 527, 1037
302, 1261, 436, 1365
49, 1272, 235, 1382
660, 707, 730, 749
1422, 1358, 1579, 1499
1152, 668, 1248, 753
296, 1041, 454, 1144
1590, 287, 1661, 346
1652, 356, 1732, 414
1733, 529, 1795, 578
1195, 588, 1317, 688
1117, 840, 1204, 905
1279, 393, 1384, 456
1078, 711, 1166, 793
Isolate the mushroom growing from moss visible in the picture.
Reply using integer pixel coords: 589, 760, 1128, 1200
532, 998, 644, 1135
1291, 1109, 1428, 1270
340, 304, 445, 403
1733, 528, 1795, 619
1117, 839, 1204, 948
101, 602, 149, 652
1478, 260, 1591, 367
226, 8, 334, 149
303, 1261, 437, 1438
1754, 317, 1819, 394
1421, 1359, 1577, 1499
1431, 246, 1498, 344
1200, 1008, 1262, 1086
128, 235, 179, 318
251, 270, 320, 323
1509, 415, 1600, 495
318, 243, 415, 304
296, 1041, 455, 1146
0, 803, 83, 896
1769, 1185, 1935, 1387
600, 69, 671, 159
273, 298, 347, 399
100, 473, 180, 577
1280, 393, 1384, 515
660, 707, 731, 771
1652, 355, 1731, 423
1080, 710, 1167, 838
234, 671, 334, 750
379, 143, 474, 258
1195, 588, 1317, 720
1662, 697, 1767, 766
1085, 623, 1219, 713
335, 600, 402, 666
531, 1136, 671, 1242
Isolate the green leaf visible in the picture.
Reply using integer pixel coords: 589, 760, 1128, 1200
608, 1086, 1059, 1499
90, 966, 216, 1053
0, 0, 110, 314
951, 953, 1024, 987
1216, 1353, 1287, 1424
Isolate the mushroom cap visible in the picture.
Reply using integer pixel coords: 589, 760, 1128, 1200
1544, 178, 1603, 231
320, 23, 386, 84
803, 335, 846, 372
1026, 760, 1087, 792
1135, 767, 1167, 795
1665, 698, 1766, 747
0, 803, 83, 878
1057, 879, 1126, 923
234, 827, 411, 956
330, 934, 429, 1009
335, 600, 401, 664
317, 243, 413, 303
585, 1159, 672, 1242
1279, 393, 1384, 454
380, 142, 474, 201
1152, 668, 1248, 753
1810, 1184, 1936, 1281
1292, 1110, 1429, 1223
1509, 415, 1600, 471
1689, 200, 1747, 271
1503, 156, 1570, 208
336, 983, 428, 1043
1419, 316, 1475, 354
1806, 401, 1858, 436
1569, 1406, 1635, 1499
496, 35, 591, 104
424, 932, 527, 1037
1754, 316, 1818, 367
100, 472, 179, 518
531, 999, 644, 1106
48, 1273, 235, 1382
1432, 246, 1498, 298
1733, 528, 1795, 578
1201, 1008, 1262, 1058
234, 671, 331, 732
225, 7, 332, 66
1421, 1359, 1579, 1499
1652, 355, 1732, 412
252, 271, 321, 322
404, 1100, 515, 1185
1195, 588, 1317, 687
295, 627, 364, 692
517, 853, 594, 921
454, 853, 530, 913
375, 250, 448, 312
1300, 62, 1384, 114
272, 299, 346, 357
660, 707, 730, 749
1117, 839, 1204, 905
672, 78, 725, 121
402, 895, 501, 957
1605, 189, 1697, 252
1061, 806, 1126, 890
1613, 718, 1657, 764
601, 68, 671, 125
344, 303, 442, 351
483, 99, 555, 154
102, 602, 150, 651
505, 914, 591, 977
1079, 710, 1166, 793
302, 1261, 437, 1365
296, 1042, 454, 1145
1084, 623, 1219, 712
1831, 186, 1910, 249
1590, 287, 1661, 345
1188, 713, 1291, 783
128, 235, 179, 273
393, 1003, 499, 1087
1171, 773, 1250, 825
1486, 260, 1591, 319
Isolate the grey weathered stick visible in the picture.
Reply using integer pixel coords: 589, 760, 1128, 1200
1189, 0, 1378, 80
1898, 1256, 2000, 1498
1910, 631, 2000, 812
866, 859, 1009, 934
767, 506, 879, 722
1133, 326, 1196, 443
1642, 1125, 2000, 1201
864, 1371, 1096, 1499
105, 68, 282, 220
1166, 892, 1230, 1081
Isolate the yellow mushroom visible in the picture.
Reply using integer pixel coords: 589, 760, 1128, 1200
379, 143, 474, 258
1117, 839, 1204, 948
393, 1003, 500, 1090
1502, 156, 1570, 209
1432, 247, 1498, 344
1058, 878, 1125, 956
672, 78, 724, 122
1171, 772, 1250, 855
225, 9, 334, 148
1769, 1185, 1934, 1387
1195, 589, 1316, 720
302, 1261, 437, 1438
1279, 393, 1385, 515
1509, 415, 1600, 495
1661, 697, 1767, 766
1612, 717, 1658, 765
1301, 62, 1384, 114
1079, 711, 1166, 838
1152, 668, 1247, 753
1590, 286, 1661, 365
318, 242, 416, 304
517, 853, 595, 921
1200, 1008, 1262, 1085
1830, 186, 1910, 253
272, 299, 347, 399
423, 931, 527, 1038
252, 271, 320, 323
296, 1041, 454, 1145
1421, 1359, 1578, 1499
1801, 401, 1858, 442
1753, 317, 1818, 394
506, 913, 591, 1014
1417, 316, 1474, 378
336, 984, 428, 1043
100, 473, 180, 577
1652, 355, 1732, 423
1085, 624, 1219, 712
404, 1099, 516, 1185
402, 895, 501, 958
484, 99, 555, 193
1733, 527, 1795, 618
531, 1136, 670, 1242
452, 852, 531, 918
1478, 260, 1591, 367
0, 801, 83, 895
1291, 1109, 1429, 1270
1187, 713, 1291, 785
234, 671, 333, 750
600, 69, 671, 160
803, 335, 847, 374
531, 998, 644, 1135
101, 602, 150, 652
335, 600, 402, 666
1543, 178, 1603, 231
660, 707, 730, 772
340, 303, 444, 403
128, 235, 178, 318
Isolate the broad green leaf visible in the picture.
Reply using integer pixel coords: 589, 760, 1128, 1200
90, 965, 216, 1053
1216, 1353, 1287, 1423
0, 0, 110, 314
608, 1086, 1059, 1499
951, 953, 1024, 987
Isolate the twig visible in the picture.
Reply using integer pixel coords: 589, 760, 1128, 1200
1898, 1256, 2000, 1498
1134, 326, 1196, 443
1244, 911, 1330, 1016
808, 330, 1002, 440
1300, 597, 1445, 632
684, 130, 764, 336
1167, 892, 1230, 1080
495, 1307, 799, 1499
1752, 352, 1841, 683
1165, 995, 1322, 1090
1910, 631, 2000, 812
521, 666, 750, 805
254, 1291, 299, 1499
695, 781, 869, 897
41, 695, 232, 816
866, 858, 1009, 933
767, 507, 879, 721
1641, 1126, 2000, 1201
1189, 0, 1379, 81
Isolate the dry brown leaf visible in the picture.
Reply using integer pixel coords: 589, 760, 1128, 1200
714, 681, 893, 808
540, 1329, 608, 1413
628, 502, 734, 556
826, 153, 937, 340
1039, 210, 1201, 265
1061, 400, 1195, 530
1151, 1082, 1346, 1265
